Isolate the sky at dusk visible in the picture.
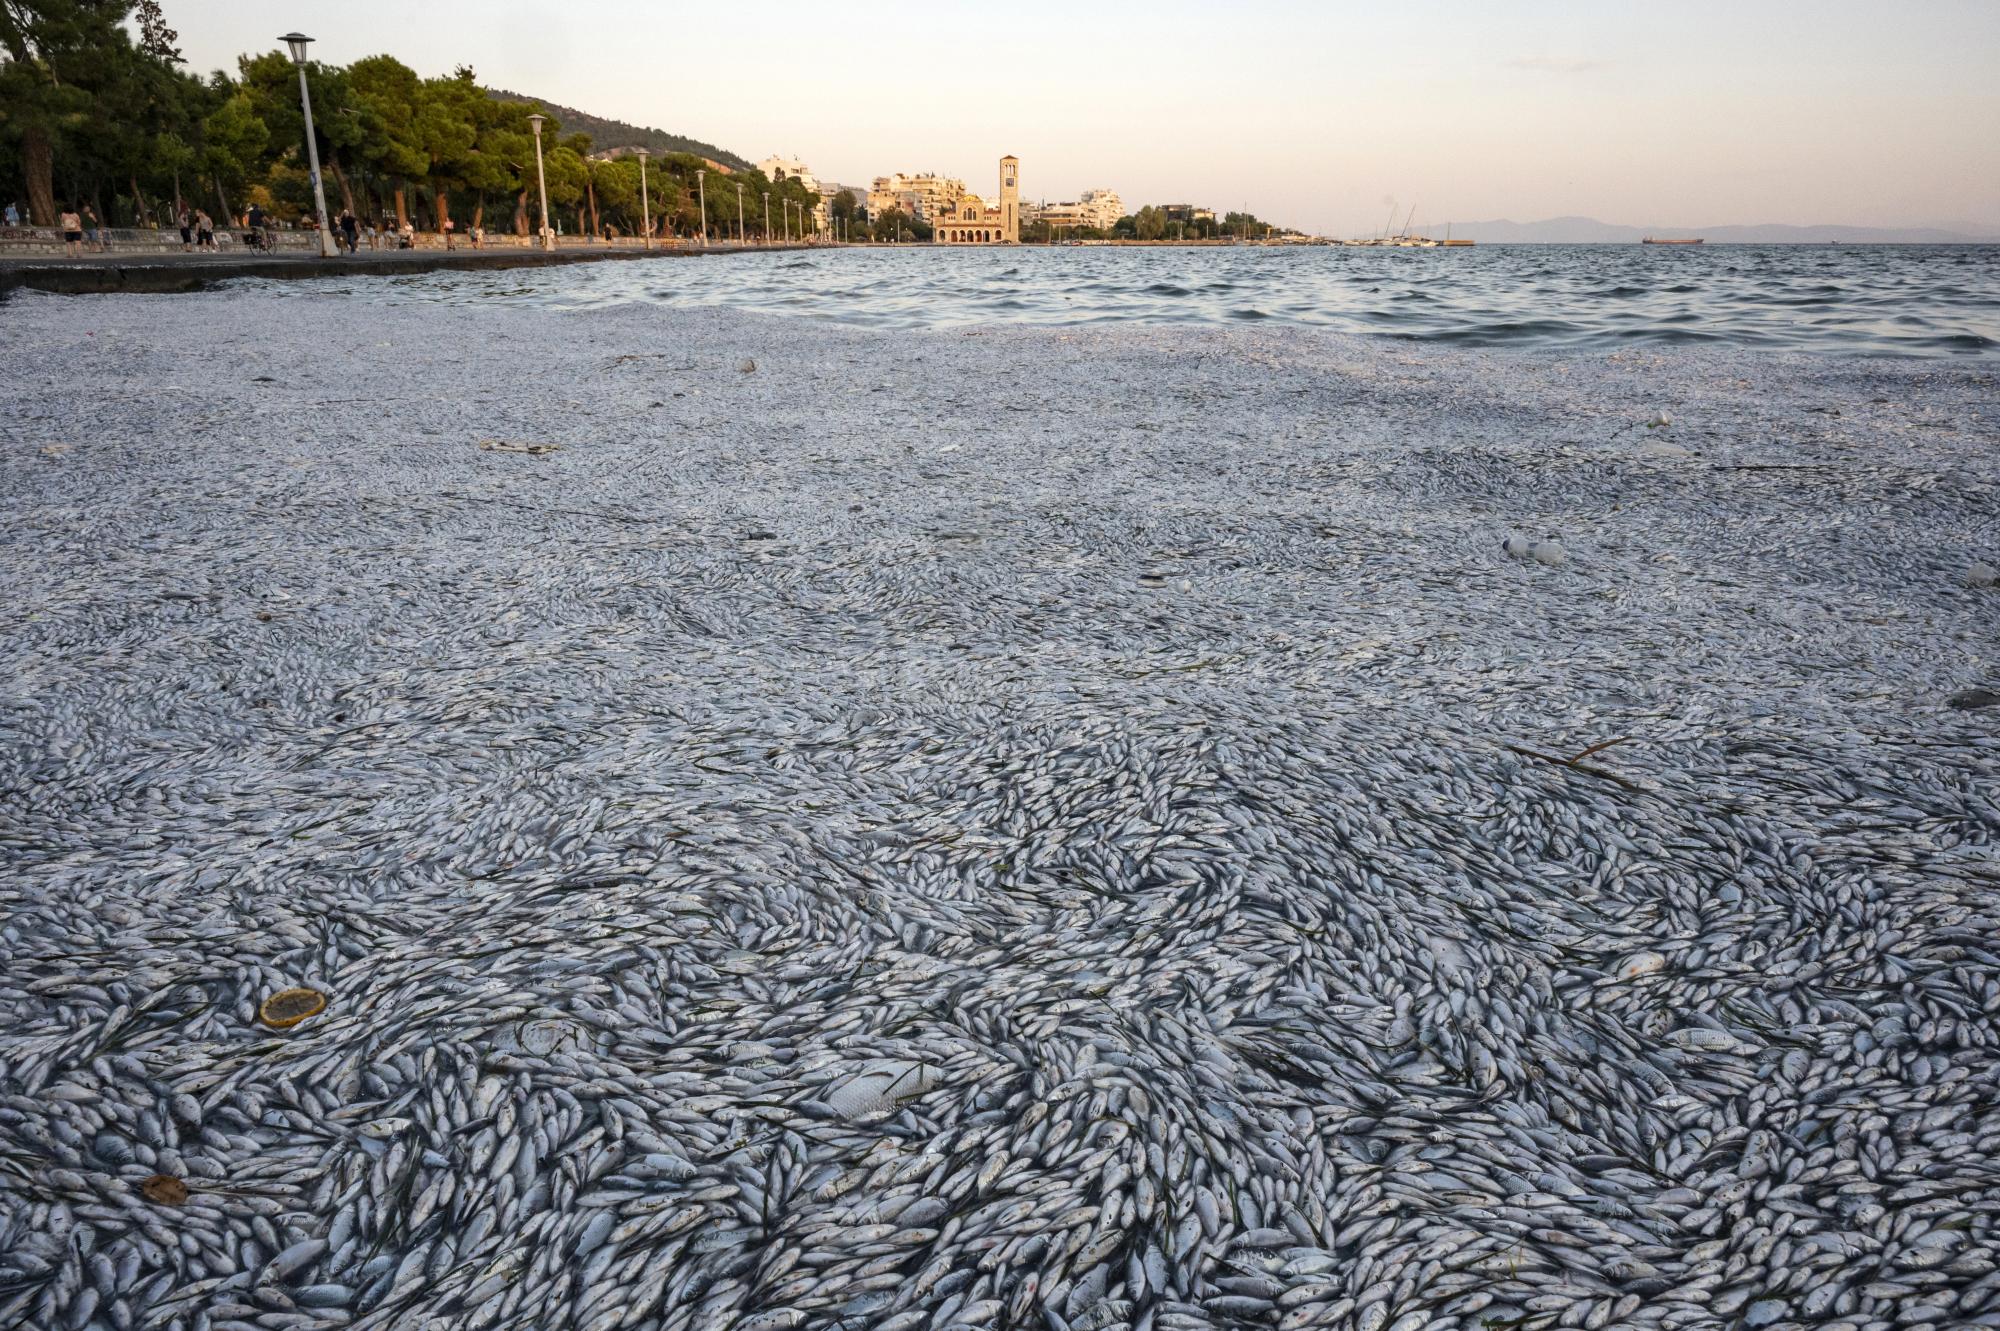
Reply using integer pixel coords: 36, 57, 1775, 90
167, 0, 2000, 236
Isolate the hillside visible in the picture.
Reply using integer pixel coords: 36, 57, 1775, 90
485, 89, 751, 171
1441, 215, 1998, 244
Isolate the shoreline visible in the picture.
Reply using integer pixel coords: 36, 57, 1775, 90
0, 241, 819, 296
1, 296, 1996, 1330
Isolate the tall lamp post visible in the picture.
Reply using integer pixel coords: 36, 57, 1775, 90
735, 181, 744, 246
279, 34, 338, 257
527, 114, 551, 249
695, 169, 707, 246
635, 148, 651, 250
762, 192, 770, 245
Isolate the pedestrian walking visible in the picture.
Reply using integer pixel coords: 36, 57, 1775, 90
81, 204, 100, 252
60, 206, 83, 257
442, 217, 455, 251
3, 202, 17, 227
195, 209, 215, 249
340, 210, 358, 254
177, 206, 192, 251
471, 224, 484, 249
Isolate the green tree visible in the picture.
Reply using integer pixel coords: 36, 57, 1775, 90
199, 83, 267, 221
346, 54, 426, 228
463, 92, 538, 233
238, 50, 368, 216
413, 70, 481, 230
0, 0, 151, 223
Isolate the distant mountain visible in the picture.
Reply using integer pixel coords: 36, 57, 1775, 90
485, 89, 750, 172
1442, 215, 1999, 244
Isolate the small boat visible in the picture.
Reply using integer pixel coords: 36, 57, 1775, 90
1642, 236, 1704, 245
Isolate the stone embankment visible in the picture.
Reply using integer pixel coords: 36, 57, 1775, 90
0, 237, 820, 295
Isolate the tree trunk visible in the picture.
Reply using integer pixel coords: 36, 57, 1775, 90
130, 173, 147, 227
173, 166, 182, 222
514, 190, 529, 236
472, 199, 484, 230
586, 176, 598, 238
214, 175, 232, 226
328, 158, 356, 216
23, 125, 57, 225
393, 185, 408, 231
433, 184, 451, 235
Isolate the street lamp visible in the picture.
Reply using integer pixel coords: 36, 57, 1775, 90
279, 34, 337, 257
696, 168, 707, 247
763, 192, 770, 245
527, 114, 551, 249
635, 148, 651, 250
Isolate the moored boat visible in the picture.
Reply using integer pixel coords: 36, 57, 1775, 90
1642, 236, 1704, 245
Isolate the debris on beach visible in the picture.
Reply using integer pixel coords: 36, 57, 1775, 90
478, 438, 562, 454
1636, 437, 1694, 458
1968, 561, 1997, 588
258, 988, 328, 1029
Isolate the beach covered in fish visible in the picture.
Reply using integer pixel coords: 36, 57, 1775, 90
2, 287, 1998, 1331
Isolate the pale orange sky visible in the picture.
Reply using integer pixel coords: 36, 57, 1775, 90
173, 0, 2000, 235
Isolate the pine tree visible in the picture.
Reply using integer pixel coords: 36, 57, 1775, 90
134, 0, 181, 63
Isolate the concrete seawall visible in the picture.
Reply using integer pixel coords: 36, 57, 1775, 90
0, 243, 818, 296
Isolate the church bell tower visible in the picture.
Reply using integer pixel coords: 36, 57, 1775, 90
1000, 156, 1019, 244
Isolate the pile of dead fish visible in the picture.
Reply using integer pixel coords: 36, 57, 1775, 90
2, 292, 1998, 1331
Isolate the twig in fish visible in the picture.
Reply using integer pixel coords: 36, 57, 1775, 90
1565, 736, 1631, 764
1499, 742, 1642, 791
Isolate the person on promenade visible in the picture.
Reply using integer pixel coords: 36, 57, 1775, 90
81, 205, 100, 252
471, 224, 483, 249
340, 210, 359, 254
60, 206, 83, 257
177, 206, 192, 251
195, 210, 215, 249
400, 221, 414, 250
442, 217, 455, 251
3, 202, 17, 227
247, 203, 265, 251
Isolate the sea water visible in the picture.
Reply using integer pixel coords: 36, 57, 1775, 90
265, 242, 2000, 355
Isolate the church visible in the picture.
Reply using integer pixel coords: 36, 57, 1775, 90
932, 157, 1020, 245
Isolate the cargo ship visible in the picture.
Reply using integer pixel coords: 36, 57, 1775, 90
1641, 236, 1704, 245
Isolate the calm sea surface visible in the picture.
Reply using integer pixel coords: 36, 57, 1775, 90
286, 244, 2000, 355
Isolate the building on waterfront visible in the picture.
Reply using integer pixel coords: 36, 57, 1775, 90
867, 172, 967, 222
1025, 187, 1123, 233
932, 157, 1020, 245
759, 156, 846, 234
758, 155, 820, 193
1162, 203, 1216, 225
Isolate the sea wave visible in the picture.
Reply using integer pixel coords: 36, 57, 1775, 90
248, 243, 2000, 355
